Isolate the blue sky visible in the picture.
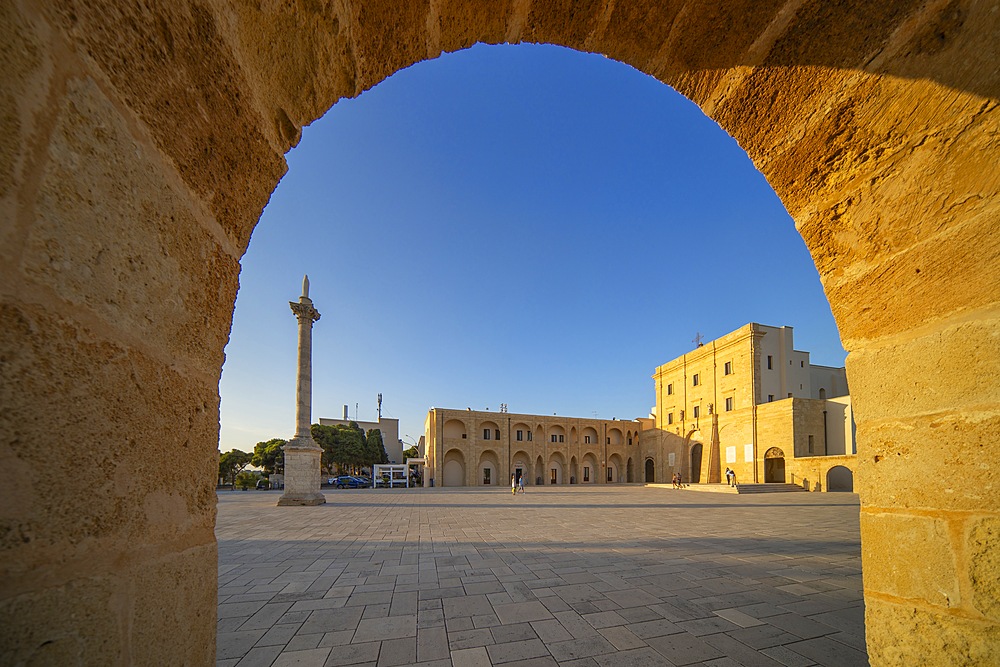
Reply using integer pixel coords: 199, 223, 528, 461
218, 43, 845, 453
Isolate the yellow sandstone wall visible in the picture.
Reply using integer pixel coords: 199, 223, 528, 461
3, 0, 997, 663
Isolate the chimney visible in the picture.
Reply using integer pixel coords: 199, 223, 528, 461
343, 405, 349, 420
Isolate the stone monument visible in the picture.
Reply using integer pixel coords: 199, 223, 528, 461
277, 275, 326, 506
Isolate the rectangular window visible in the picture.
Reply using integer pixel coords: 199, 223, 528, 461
808, 434, 815, 453
724, 361, 733, 375
495, 429, 500, 440
801, 361, 805, 368
667, 413, 673, 425
462, 433, 467, 438
607, 468, 613, 482
583, 466, 590, 482
483, 429, 491, 440
516, 430, 523, 441
527, 431, 532, 441
767, 355, 773, 370
550, 469, 557, 484
725, 397, 734, 412
692, 373, 700, 386
551, 434, 557, 443
606, 437, 610, 445
667, 383, 674, 395
693, 406, 700, 419
558, 434, 564, 443
584, 435, 591, 444
483, 468, 491, 485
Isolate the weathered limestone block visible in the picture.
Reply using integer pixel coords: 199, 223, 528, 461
861, 512, 961, 609
43, 0, 285, 248
969, 517, 1000, 622
25, 75, 240, 372
855, 413, 997, 512
846, 316, 1000, 423
866, 597, 1000, 666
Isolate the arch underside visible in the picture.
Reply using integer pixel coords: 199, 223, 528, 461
4, 1, 998, 665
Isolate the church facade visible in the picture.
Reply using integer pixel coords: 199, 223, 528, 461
651, 323, 857, 490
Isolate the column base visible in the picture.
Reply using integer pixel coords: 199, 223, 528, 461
276, 493, 325, 506
278, 438, 325, 507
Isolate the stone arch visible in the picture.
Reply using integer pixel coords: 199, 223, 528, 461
582, 426, 599, 445
443, 449, 466, 487
690, 443, 704, 484
644, 458, 655, 483
443, 419, 467, 440
512, 450, 531, 485
478, 449, 500, 486
534, 456, 545, 486
512, 421, 531, 444
569, 455, 578, 483
608, 428, 623, 445
827, 465, 855, 492
7, 2, 999, 662
764, 447, 786, 484
548, 451, 566, 484
479, 420, 500, 442
626, 457, 634, 483
608, 453, 623, 483
581, 452, 599, 483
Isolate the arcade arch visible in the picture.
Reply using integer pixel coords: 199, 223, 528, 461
443, 419, 467, 440
827, 465, 855, 492
512, 450, 531, 485
582, 452, 599, 483
608, 454, 623, 483
6, 2, 998, 664
443, 449, 466, 487
478, 449, 500, 486
644, 458, 656, 483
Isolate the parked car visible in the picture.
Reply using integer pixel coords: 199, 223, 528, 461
256, 479, 270, 490
333, 475, 367, 489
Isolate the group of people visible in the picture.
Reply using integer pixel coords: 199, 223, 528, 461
671, 472, 684, 489
511, 474, 525, 494
725, 467, 738, 487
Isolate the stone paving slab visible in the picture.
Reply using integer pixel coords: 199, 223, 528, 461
217, 486, 868, 666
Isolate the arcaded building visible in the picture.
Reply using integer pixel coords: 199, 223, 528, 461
423, 409, 678, 487
650, 323, 857, 491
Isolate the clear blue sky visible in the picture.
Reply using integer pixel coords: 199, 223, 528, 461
218, 43, 846, 453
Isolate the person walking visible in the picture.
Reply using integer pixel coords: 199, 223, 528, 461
511, 474, 517, 496
518, 475, 525, 493
725, 467, 734, 487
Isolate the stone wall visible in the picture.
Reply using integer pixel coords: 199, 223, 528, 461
3, 0, 997, 663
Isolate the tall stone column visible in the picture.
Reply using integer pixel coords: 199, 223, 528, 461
278, 276, 326, 506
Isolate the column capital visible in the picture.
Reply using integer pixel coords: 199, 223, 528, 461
290, 299, 321, 323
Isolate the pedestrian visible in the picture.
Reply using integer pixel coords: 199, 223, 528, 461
671, 473, 679, 489
518, 475, 525, 493
677, 472, 683, 488
511, 474, 517, 495
725, 467, 734, 487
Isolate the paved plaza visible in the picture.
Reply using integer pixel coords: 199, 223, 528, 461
217, 486, 868, 666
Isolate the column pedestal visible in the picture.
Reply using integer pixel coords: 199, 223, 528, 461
277, 438, 325, 506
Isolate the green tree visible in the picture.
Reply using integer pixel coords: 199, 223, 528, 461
366, 429, 389, 465
234, 470, 259, 491
402, 445, 419, 460
218, 449, 251, 487
251, 438, 286, 475
312, 423, 366, 474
